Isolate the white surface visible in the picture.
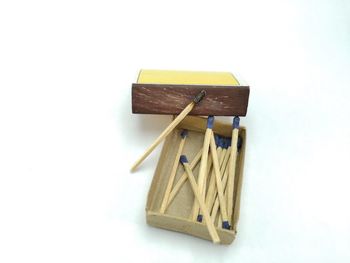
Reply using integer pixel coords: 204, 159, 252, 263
0, 0, 350, 262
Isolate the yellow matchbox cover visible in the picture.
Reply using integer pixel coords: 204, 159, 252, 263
137, 70, 240, 86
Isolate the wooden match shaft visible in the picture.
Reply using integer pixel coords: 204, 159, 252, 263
207, 144, 231, 214
211, 142, 234, 222
217, 214, 222, 228
217, 178, 229, 228
227, 117, 240, 225
203, 153, 213, 204
209, 133, 229, 227
191, 116, 213, 221
204, 153, 213, 194
130, 90, 206, 172
207, 151, 214, 175
180, 156, 220, 244
159, 130, 188, 213
205, 137, 225, 214
166, 148, 203, 208
211, 154, 231, 222
202, 152, 214, 206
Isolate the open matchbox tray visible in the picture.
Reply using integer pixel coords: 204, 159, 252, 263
145, 116, 246, 244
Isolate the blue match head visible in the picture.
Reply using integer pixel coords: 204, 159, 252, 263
219, 137, 225, 148
227, 138, 232, 148
214, 134, 220, 146
180, 129, 188, 138
180, 155, 188, 164
221, 137, 228, 149
197, 214, 203, 222
216, 135, 222, 148
232, 116, 240, 129
207, 115, 214, 129
222, 221, 230, 229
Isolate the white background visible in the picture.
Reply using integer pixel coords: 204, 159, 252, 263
0, 0, 349, 262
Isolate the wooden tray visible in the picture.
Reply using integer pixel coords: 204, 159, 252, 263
145, 116, 246, 244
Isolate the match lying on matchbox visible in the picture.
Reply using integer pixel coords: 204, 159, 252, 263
130, 69, 250, 244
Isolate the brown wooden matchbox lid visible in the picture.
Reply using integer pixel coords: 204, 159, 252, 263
132, 83, 250, 116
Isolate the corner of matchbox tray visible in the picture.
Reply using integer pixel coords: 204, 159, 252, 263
146, 211, 236, 244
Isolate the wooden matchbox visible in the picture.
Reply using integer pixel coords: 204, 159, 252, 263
132, 70, 250, 116
146, 116, 246, 244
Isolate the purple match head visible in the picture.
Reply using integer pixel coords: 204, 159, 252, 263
222, 221, 230, 229
180, 155, 188, 164
207, 115, 214, 129
180, 129, 188, 138
232, 116, 240, 129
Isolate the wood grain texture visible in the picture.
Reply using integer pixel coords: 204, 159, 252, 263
132, 84, 250, 116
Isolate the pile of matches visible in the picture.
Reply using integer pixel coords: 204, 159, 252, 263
131, 90, 243, 243
158, 116, 242, 243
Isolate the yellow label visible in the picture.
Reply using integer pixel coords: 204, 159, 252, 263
137, 69, 239, 85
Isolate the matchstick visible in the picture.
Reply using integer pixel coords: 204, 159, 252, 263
206, 138, 231, 214
218, 137, 228, 169
204, 152, 213, 197
180, 155, 220, 244
220, 138, 231, 170
210, 139, 232, 223
227, 117, 240, 226
166, 148, 203, 208
208, 133, 230, 229
191, 116, 214, 222
217, 214, 222, 228
205, 136, 226, 216
130, 90, 206, 172
202, 147, 215, 207
159, 130, 188, 213
211, 136, 242, 226
211, 154, 230, 223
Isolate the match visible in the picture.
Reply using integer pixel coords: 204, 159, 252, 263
211, 134, 243, 228
208, 132, 230, 229
227, 116, 240, 226
159, 129, 188, 213
205, 136, 227, 215
130, 90, 206, 172
191, 116, 214, 222
179, 155, 220, 244
165, 147, 203, 208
